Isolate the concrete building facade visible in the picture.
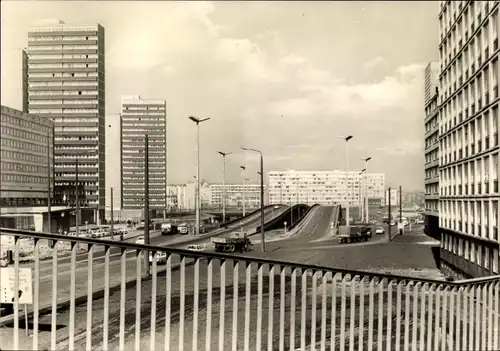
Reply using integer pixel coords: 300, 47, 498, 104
210, 183, 264, 208
120, 95, 167, 216
438, 1, 499, 278
25, 21, 106, 224
0, 106, 54, 207
424, 61, 441, 239
268, 170, 385, 206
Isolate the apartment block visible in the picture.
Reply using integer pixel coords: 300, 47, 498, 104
438, 1, 499, 278
268, 170, 385, 206
0, 106, 54, 207
210, 183, 264, 208
424, 61, 441, 238
25, 21, 106, 223
120, 95, 167, 216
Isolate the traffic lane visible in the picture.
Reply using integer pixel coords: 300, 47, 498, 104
296, 206, 333, 241
20, 207, 282, 275
36, 209, 278, 274
20, 209, 268, 270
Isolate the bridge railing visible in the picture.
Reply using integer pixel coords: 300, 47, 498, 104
0, 227, 499, 351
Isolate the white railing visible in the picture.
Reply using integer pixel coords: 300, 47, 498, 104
0, 228, 499, 351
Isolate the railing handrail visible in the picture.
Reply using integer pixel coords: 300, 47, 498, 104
2, 227, 499, 287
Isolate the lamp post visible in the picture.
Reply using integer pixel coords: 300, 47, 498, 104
217, 151, 232, 223
188, 116, 210, 235
75, 159, 80, 236
240, 166, 246, 216
47, 131, 52, 233
279, 173, 284, 204
242, 147, 265, 252
361, 156, 372, 223
359, 169, 366, 222
337, 135, 353, 226
143, 134, 150, 273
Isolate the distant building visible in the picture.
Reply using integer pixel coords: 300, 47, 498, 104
268, 170, 385, 206
210, 183, 264, 208
424, 61, 440, 239
24, 21, 106, 224
120, 95, 167, 217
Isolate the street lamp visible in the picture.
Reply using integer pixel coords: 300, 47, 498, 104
217, 151, 232, 223
359, 168, 366, 222
188, 116, 210, 236
240, 166, 247, 216
337, 135, 353, 226
360, 156, 372, 223
242, 147, 265, 252
279, 173, 284, 204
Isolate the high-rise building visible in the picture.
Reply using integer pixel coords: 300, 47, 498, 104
25, 21, 106, 223
0, 106, 54, 207
268, 170, 385, 206
424, 61, 441, 239
120, 95, 167, 216
438, 1, 499, 278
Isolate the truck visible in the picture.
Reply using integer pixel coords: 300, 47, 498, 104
338, 226, 371, 244
161, 222, 178, 235
212, 232, 252, 253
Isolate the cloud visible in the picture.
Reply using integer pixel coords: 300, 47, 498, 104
363, 56, 385, 70
1, 1, 433, 191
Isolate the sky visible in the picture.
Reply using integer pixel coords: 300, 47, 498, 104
1, 1, 439, 195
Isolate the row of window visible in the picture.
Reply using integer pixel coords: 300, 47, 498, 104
29, 100, 98, 105
29, 90, 97, 96
30, 108, 99, 114
28, 53, 99, 60
29, 72, 98, 78
29, 81, 97, 87
2, 136, 49, 154
1, 114, 52, 133
29, 35, 98, 41
28, 45, 99, 51
1, 161, 49, 174
441, 151, 498, 189
30, 63, 98, 68
441, 232, 499, 273
440, 199, 498, 236
1, 125, 52, 142
1, 173, 47, 184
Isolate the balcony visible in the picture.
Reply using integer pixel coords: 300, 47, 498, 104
477, 182, 482, 195
495, 85, 499, 99
485, 182, 490, 194
495, 38, 499, 51
0, 228, 499, 351
485, 92, 490, 106
495, 180, 499, 193
485, 136, 490, 149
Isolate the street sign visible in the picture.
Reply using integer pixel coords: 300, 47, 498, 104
0, 267, 33, 304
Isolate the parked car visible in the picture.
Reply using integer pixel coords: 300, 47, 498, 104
375, 227, 385, 235
135, 236, 145, 245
